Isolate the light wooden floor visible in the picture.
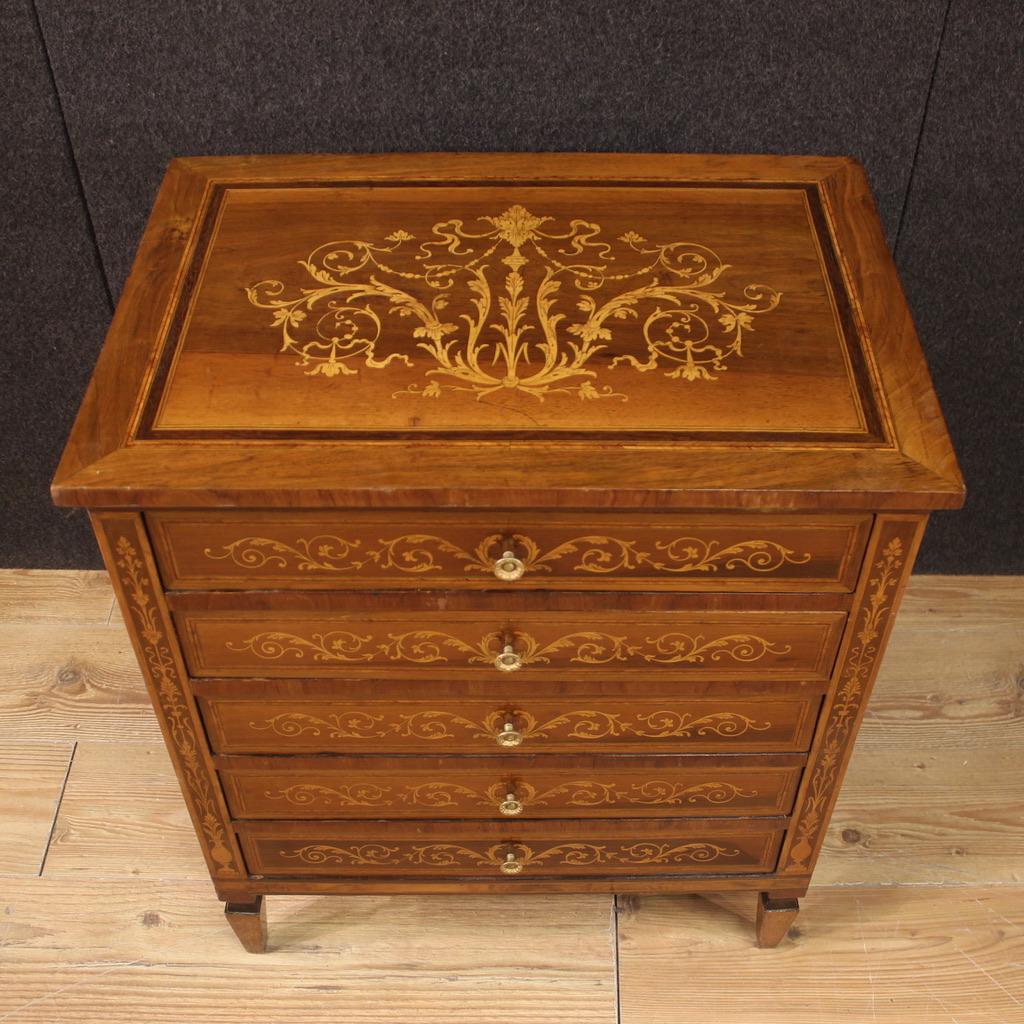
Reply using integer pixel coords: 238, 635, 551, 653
0, 571, 1021, 1023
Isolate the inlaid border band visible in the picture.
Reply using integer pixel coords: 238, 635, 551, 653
93, 513, 242, 879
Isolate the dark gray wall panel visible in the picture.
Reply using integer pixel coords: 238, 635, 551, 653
0, 0, 110, 568
897, 0, 1024, 573
37, 0, 945, 296
9, 0, 1017, 572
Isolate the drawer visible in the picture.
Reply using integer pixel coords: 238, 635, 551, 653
175, 601, 846, 680
197, 680, 822, 754
148, 511, 870, 592
237, 818, 786, 878
219, 753, 804, 820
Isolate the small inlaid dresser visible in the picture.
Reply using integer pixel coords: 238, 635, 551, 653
53, 153, 964, 952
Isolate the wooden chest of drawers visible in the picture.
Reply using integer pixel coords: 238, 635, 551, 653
52, 153, 964, 952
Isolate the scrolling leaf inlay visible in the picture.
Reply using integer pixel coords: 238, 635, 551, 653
246, 205, 781, 400
226, 628, 790, 667
785, 535, 906, 871
249, 708, 773, 744
260, 778, 758, 810
113, 535, 236, 874
263, 783, 393, 807
203, 531, 813, 579
279, 843, 400, 866
280, 840, 743, 870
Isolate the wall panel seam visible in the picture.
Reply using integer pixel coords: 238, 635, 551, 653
27, 0, 114, 311
894, 0, 954, 258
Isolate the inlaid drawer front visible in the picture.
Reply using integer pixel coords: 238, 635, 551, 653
200, 693, 820, 755
148, 511, 870, 592
219, 754, 803, 819
238, 819, 786, 878
177, 609, 845, 680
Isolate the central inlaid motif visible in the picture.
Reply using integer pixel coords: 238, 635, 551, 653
246, 205, 782, 400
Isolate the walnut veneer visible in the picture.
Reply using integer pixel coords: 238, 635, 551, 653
53, 153, 963, 952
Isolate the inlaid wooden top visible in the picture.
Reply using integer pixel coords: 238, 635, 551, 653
143, 183, 877, 441
52, 153, 963, 509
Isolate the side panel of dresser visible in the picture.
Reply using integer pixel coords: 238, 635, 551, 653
91, 512, 247, 891
777, 513, 927, 876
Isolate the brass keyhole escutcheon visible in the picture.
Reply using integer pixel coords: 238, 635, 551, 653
495, 718, 523, 748
493, 548, 526, 582
500, 848, 524, 875
499, 788, 524, 816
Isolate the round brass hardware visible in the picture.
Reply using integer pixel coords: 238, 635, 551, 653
494, 643, 523, 673
499, 790, 524, 816
493, 550, 526, 581
496, 720, 524, 748
500, 849, 524, 875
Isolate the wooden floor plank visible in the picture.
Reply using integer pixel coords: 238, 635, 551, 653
42, 743, 207, 880
0, 569, 114, 623
819, 741, 1024, 886
0, 742, 75, 876
1, 570, 1021, 1023
0, 623, 160, 743
858, 620, 1023, 750
896, 576, 1024, 627
815, 574, 1024, 886
0, 880, 616, 1023
617, 888, 1024, 1024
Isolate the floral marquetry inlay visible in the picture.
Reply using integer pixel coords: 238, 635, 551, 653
250, 708, 773, 744
784, 529, 911, 872
261, 777, 758, 811
246, 205, 782, 400
226, 627, 791, 667
109, 531, 237, 876
203, 531, 812, 578
279, 840, 743, 872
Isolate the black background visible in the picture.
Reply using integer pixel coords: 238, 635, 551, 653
3, 0, 1021, 572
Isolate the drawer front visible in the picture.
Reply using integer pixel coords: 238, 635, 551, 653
177, 608, 845, 680
238, 819, 785, 878
149, 511, 870, 592
219, 754, 803, 820
199, 691, 821, 755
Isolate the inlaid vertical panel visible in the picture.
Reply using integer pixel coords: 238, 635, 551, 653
91, 512, 244, 882
779, 514, 926, 874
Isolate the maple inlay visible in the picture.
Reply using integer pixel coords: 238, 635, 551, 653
141, 183, 884, 441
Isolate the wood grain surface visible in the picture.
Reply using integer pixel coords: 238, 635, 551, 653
42, 742, 208, 881
175, 602, 846, 680
143, 181, 875, 439
0, 569, 115, 623
199, 685, 822, 756
148, 510, 870, 592
0, 880, 616, 1023
237, 816, 787, 879
1, 570, 1019, 1022
0, 741, 74, 876
217, 752, 803, 820
0, 621, 160, 742
819, 575, 1024, 887
51, 154, 964, 512
617, 888, 1024, 1024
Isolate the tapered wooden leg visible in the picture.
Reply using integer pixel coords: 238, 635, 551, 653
756, 893, 799, 948
225, 896, 267, 953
